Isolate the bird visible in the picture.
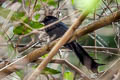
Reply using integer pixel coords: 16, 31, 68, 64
42, 16, 102, 73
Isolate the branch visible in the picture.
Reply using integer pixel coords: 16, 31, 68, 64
1, 2, 21, 34
70, 10, 120, 42
1, 43, 119, 54
17, 10, 79, 39
97, 58, 120, 80
22, 0, 28, 16
29, 0, 38, 19
27, 9, 91, 80
36, 58, 87, 76
0, 10, 120, 79
83, 46, 119, 54
2, 43, 118, 54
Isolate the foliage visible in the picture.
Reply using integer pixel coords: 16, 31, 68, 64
13, 25, 31, 35
16, 70, 24, 79
71, 0, 101, 11
64, 71, 74, 80
42, 67, 61, 74
13, 16, 44, 35
0, 0, 120, 79
32, 66, 61, 75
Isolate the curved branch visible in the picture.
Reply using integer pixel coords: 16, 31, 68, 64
0, 10, 120, 79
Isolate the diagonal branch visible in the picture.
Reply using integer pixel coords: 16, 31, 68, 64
27, 9, 91, 80
36, 58, 87, 76
0, 10, 120, 79
70, 10, 120, 42
97, 58, 120, 80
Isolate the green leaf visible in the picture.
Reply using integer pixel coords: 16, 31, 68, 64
42, 54, 49, 58
48, 0, 57, 6
35, 4, 41, 10
12, 12, 25, 20
43, 0, 47, 2
117, 0, 120, 2
23, 17, 44, 29
23, 17, 30, 23
0, 7, 10, 18
13, 26, 24, 35
64, 71, 74, 80
71, 0, 74, 4
18, 0, 22, 2
29, 21, 44, 29
32, 66, 61, 75
42, 67, 61, 74
13, 25, 31, 35
73, 0, 100, 11
34, 13, 40, 20
16, 70, 24, 79
10, 0, 22, 2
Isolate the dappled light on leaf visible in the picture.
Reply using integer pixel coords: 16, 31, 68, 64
64, 72, 74, 80
72, 0, 101, 11
13, 25, 32, 35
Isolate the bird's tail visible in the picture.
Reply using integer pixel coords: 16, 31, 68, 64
65, 41, 103, 73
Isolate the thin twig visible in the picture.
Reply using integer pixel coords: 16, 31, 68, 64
102, 0, 112, 13
19, 20, 34, 30
99, 0, 113, 18
115, 0, 119, 9
28, 0, 31, 14
16, 10, 79, 39
27, 9, 91, 80
22, 0, 28, 16
29, 0, 38, 19
0, 10, 120, 79
40, 0, 49, 16
53, 0, 67, 15
1, 2, 21, 34
93, 8, 97, 58
0, 43, 119, 54
36, 58, 86, 76
38, 10, 79, 31
97, 58, 120, 80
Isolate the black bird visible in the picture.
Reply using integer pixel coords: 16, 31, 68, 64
42, 16, 101, 73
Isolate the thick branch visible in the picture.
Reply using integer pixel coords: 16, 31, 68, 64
27, 9, 90, 80
0, 10, 120, 79
70, 10, 120, 42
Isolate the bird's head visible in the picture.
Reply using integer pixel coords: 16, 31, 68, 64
42, 16, 58, 25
